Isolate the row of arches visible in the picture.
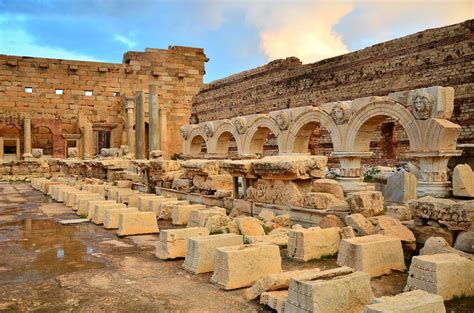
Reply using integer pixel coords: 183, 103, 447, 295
185, 101, 429, 158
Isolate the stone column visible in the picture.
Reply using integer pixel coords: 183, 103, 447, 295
82, 123, 93, 159
160, 107, 168, 158
148, 84, 160, 156
22, 118, 32, 159
332, 151, 373, 193
406, 151, 462, 197
135, 91, 146, 159
125, 97, 135, 157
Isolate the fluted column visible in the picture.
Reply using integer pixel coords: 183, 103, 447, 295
148, 84, 160, 156
125, 97, 135, 158
135, 91, 146, 159
22, 118, 32, 159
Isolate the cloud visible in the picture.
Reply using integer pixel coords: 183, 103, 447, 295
337, 0, 474, 51
113, 34, 137, 49
246, 2, 353, 63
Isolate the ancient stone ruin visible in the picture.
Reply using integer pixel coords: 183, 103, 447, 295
2, 19, 474, 312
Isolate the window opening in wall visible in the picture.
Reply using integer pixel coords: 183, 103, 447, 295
55, 89, 64, 95
24, 87, 33, 93
4, 139, 17, 154
85, 90, 93, 96
113, 92, 120, 97
93, 130, 111, 155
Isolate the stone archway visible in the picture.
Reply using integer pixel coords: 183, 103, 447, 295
242, 116, 282, 156
345, 100, 422, 152
206, 121, 241, 157
286, 108, 342, 153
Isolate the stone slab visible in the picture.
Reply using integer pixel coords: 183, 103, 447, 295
285, 269, 372, 313
210, 244, 282, 290
364, 290, 445, 313
93, 202, 127, 224
183, 234, 243, 274
287, 227, 341, 261
117, 211, 159, 236
171, 204, 207, 225
405, 253, 474, 300
103, 207, 139, 229
156, 227, 209, 260
337, 234, 406, 277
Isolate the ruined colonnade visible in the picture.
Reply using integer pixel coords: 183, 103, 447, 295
180, 86, 462, 197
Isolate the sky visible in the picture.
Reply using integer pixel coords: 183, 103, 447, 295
0, 0, 472, 83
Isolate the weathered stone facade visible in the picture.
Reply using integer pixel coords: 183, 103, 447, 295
0, 46, 207, 160
191, 20, 473, 163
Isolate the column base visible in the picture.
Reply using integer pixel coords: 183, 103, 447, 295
417, 181, 452, 198
22, 153, 33, 160
337, 177, 375, 194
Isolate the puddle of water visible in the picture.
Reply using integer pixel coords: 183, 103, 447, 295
0, 219, 106, 284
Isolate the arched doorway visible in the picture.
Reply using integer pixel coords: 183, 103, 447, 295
32, 126, 53, 156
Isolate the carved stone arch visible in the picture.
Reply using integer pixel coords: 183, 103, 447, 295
286, 108, 343, 153
184, 125, 208, 156
242, 115, 282, 155
346, 100, 422, 152
207, 120, 242, 155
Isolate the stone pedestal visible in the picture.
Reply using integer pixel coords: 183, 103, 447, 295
333, 152, 373, 193
135, 91, 146, 159
22, 118, 32, 158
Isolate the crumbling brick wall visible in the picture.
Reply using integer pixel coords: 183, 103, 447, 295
0, 46, 207, 158
192, 20, 474, 162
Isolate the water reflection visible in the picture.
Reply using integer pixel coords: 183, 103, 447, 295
0, 219, 105, 284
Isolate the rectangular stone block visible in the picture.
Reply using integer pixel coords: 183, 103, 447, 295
287, 227, 341, 261
187, 207, 227, 228
117, 211, 159, 236
137, 194, 164, 211
337, 234, 406, 277
71, 193, 103, 210
285, 269, 372, 313
75, 196, 106, 214
405, 253, 474, 300
260, 290, 288, 313
183, 234, 243, 274
156, 227, 209, 260
210, 244, 282, 290
65, 190, 90, 207
383, 171, 417, 204
159, 200, 189, 220
84, 200, 116, 219
93, 202, 126, 224
116, 189, 138, 203
245, 268, 324, 301
103, 207, 139, 229
364, 290, 445, 313
171, 204, 207, 225
148, 197, 178, 214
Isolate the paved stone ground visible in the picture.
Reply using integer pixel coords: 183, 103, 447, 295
0, 182, 472, 312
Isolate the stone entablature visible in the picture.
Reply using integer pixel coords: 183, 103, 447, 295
182, 86, 461, 197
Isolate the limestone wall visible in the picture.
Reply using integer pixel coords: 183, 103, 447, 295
192, 20, 473, 159
0, 46, 207, 158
